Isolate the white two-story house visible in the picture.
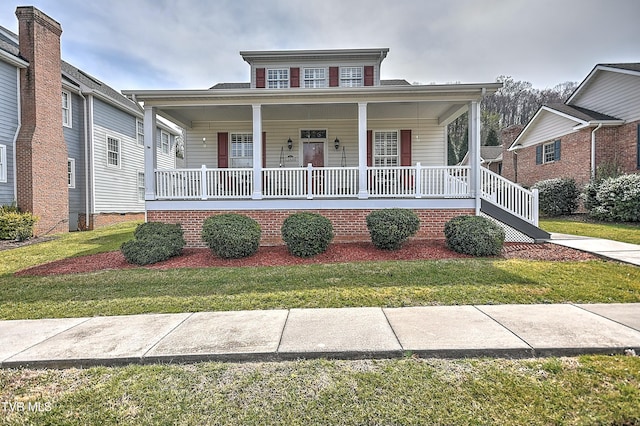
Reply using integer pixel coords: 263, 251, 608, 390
124, 48, 548, 247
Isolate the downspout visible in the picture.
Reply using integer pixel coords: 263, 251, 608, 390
590, 123, 603, 180
11, 68, 21, 203
78, 89, 89, 230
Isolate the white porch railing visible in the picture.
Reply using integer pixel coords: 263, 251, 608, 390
480, 167, 539, 225
155, 164, 472, 200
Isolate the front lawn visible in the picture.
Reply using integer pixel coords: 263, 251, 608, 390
541, 217, 640, 244
1, 356, 638, 425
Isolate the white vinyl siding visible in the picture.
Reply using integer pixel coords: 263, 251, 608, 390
161, 131, 170, 154
340, 67, 363, 87
230, 133, 253, 168
267, 69, 289, 89
374, 131, 398, 166
67, 158, 75, 188
517, 110, 580, 148
136, 119, 144, 146
571, 71, 640, 122
107, 136, 121, 167
304, 68, 326, 88
0, 144, 6, 183
62, 90, 72, 128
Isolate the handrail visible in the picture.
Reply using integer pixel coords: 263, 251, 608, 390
480, 168, 539, 225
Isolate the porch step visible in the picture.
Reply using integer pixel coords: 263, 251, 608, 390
480, 199, 550, 242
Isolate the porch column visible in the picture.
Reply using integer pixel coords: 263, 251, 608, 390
358, 102, 369, 199
252, 104, 263, 199
144, 106, 158, 200
468, 100, 481, 214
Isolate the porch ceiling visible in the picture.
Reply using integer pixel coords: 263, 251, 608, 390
159, 101, 468, 128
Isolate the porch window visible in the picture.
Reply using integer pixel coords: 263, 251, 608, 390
62, 90, 72, 128
107, 136, 120, 167
304, 68, 326, 88
374, 131, 399, 166
0, 144, 6, 183
68, 158, 75, 188
161, 131, 170, 154
267, 69, 289, 88
230, 133, 253, 168
136, 119, 144, 146
137, 171, 145, 201
340, 67, 363, 87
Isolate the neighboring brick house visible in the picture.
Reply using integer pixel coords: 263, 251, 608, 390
0, 7, 180, 234
507, 63, 640, 188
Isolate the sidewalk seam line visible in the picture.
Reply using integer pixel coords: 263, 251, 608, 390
141, 312, 195, 361
572, 304, 640, 334
381, 308, 404, 353
275, 309, 291, 355
472, 305, 535, 355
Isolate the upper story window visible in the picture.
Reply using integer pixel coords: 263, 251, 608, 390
230, 133, 253, 168
267, 69, 289, 88
161, 131, 170, 154
340, 67, 363, 87
107, 136, 121, 167
374, 131, 398, 167
304, 68, 326, 88
62, 90, 72, 127
136, 119, 144, 146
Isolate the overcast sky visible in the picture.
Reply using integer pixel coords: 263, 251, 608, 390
1, 0, 638, 92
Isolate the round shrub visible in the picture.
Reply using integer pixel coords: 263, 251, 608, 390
366, 209, 420, 250
201, 214, 261, 259
121, 222, 185, 265
532, 177, 579, 217
588, 174, 640, 222
0, 207, 37, 241
444, 215, 505, 257
281, 212, 334, 257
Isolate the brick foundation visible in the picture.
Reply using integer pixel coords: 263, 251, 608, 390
147, 208, 475, 247
78, 212, 145, 230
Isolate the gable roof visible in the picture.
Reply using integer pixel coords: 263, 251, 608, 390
459, 145, 503, 165
546, 103, 621, 123
567, 62, 640, 105
0, 27, 28, 68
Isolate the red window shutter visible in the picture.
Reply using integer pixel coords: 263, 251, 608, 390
256, 68, 266, 88
217, 132, 228, 168
329, 67, 339, 87
400, 130, 412, 166
367, 130, 373, 166
262, 132, 267, 168
364, 66, 374, 86
290, 67, 300, 88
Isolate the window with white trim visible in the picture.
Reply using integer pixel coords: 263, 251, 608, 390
136, 119, 144, 146
340, 67, 363, 87
304, 68, 326, 88
230, 133, 253, 168
161, 131, 170, 154
137, 171, 145, 201
107, 136, 121, 167
68, 158, 75, 188
267, 69, 289, 88
374, 131, 398, 166
543, 142, 555, 163
0, 144, 6, 183
62, 90, 72, 128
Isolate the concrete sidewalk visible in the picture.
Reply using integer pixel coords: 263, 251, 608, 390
1, 304, 639, 368
549, 233, 640, 266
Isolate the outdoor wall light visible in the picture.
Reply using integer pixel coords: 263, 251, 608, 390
334, 137, 340, 150
287, 138, 293, 150
202, 137, 206, 146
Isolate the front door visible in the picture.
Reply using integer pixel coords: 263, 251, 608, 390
302, 142, 324, 167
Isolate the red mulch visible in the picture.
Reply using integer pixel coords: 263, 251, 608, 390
14, 240, 598, 277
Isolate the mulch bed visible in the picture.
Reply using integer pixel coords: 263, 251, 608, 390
14, 239, 598, 277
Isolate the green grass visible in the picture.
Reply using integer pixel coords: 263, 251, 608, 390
1, 356, 638, 425
1, 221, 639, 319
541, 217, 640, 244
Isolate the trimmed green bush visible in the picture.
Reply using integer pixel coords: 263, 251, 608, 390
366, 209, 420, 250
201, 214, 261, 259
532, 177, 579, 217
121, 222, 185, 265
444, 215, 505, 257
281, 212, 334, 257
588, 174, 640, 222
0, 207, 37, 241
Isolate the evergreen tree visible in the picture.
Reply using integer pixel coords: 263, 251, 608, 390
485, 128, 499, 146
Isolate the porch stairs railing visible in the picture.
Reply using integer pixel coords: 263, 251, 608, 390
479, 168, 539, 226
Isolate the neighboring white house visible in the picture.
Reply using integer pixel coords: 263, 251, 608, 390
124, 48, 548, 246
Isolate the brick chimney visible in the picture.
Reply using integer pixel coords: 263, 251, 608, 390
500, 125, 524, 183
15, 7, 68, 235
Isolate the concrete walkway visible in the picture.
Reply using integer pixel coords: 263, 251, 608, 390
549, 233, 640, 266
1, 304, 639, 368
